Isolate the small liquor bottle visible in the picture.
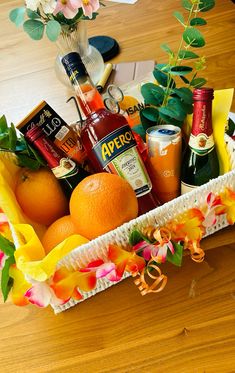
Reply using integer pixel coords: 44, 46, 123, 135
181, 87, 220, 194
62, 52, 158, 214
25, 125, 90, 198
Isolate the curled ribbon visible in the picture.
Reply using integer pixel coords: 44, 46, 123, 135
142, 226, 172, 244
153, 227, 172, 245
185, 239, 205, 263
134, 258, 167, 295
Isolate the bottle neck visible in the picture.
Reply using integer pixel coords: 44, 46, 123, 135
191, 99, 213, 137
72, 78, 105, 117
32, 134, 64, 169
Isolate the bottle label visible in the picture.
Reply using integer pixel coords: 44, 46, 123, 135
52, 158, 79, 179
92, 125, 152, 197
181, 181, 198, 194
188, 133, 215, 155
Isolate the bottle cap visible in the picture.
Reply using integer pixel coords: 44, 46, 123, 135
25, 125, 43, 142
88, 36, 119, 62
61, 52, 87, 79
193, 87, 214, 101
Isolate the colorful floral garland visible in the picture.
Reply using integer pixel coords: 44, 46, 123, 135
0, 187, 235, 308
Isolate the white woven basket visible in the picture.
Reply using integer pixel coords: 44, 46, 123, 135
38, 134, 235, 314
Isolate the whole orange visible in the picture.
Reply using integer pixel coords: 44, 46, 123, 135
70, 173, 138, 240
41, 215, 87, 254
15, 167, 69, 226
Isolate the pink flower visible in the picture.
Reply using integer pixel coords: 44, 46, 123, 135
133, 240, 174, 264
77, 0, 100, 18
53, 0, 81, 19
25, 280, 67, 308
81, 259, 118, 281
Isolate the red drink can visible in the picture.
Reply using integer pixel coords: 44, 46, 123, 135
146, 125, 182, 204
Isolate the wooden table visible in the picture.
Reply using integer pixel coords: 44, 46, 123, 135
0, 1, 235, 372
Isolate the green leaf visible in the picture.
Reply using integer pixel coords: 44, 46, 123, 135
159, 98, 186, 122
170, 66, 193, 76
46, 20, 61, 42
140, 111, 154, 137
153, 69, 168, 87
166, 242, 183, 266
26, 9, 40, 19
158, 112, 183, 127
9, 7, 26, 27
172, 87, 193, 104
0, 234, 15, 257
180, 75, 190, 84
183, 27, 205, 48
226, 118, 235, 136
161, 44, 173, 55
190, 77, 207, 87
132, 124, 146, 141
141, 83, 164, 106
129, 230, 144, 246
173, 11, 185, 25
141, 107, 159, 122
0, 115, 8, 133
1, 256, 15, 302
182, 0, 192, 11
23, 20, 44, 40
153, 69, 176, 88
155, 63, 170, 72
198, 0, 215, 12
178, 50, 199, 59
140, 108, 159, 133
190, 17, 207, 26
9, 123, 17, 151
16, 153, 42, 170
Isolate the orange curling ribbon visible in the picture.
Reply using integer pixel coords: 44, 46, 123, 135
134, 258, 167, 296
153, 227, 172, 245
184, 239, 205, 263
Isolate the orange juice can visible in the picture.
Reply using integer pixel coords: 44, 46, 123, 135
146, 125, 182, 204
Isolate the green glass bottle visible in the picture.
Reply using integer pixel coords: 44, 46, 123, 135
181, 87, 220, 194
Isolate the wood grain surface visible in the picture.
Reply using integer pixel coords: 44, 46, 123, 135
0, 1, 235, 372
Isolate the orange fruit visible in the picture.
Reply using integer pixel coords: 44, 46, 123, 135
70, 173, 138, 240
41, 215, 82, 254
15, 167, 69, 226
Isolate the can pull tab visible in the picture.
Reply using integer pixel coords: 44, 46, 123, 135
66, 96, 84, 131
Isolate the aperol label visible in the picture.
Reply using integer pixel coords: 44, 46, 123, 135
92, 125, 136, 167
92, 125, 152, 197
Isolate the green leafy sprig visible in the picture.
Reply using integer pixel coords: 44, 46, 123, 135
0, 234, 16, 302
140, 0, 215, 133
0, 115, 46, 169
9, 5, 99, 41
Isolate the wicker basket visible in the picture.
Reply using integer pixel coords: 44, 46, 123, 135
7, 134, 234, 313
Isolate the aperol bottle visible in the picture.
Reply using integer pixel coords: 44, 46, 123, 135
62, 52, 158, 214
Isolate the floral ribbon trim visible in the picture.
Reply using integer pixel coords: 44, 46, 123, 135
0, 187, 235, 308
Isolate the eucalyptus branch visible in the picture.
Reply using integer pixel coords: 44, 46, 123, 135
139, 0, 215, 136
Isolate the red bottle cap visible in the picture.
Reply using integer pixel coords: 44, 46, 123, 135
193, 87, 214, 101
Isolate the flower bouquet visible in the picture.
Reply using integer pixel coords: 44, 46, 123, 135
9, 0, 104, 84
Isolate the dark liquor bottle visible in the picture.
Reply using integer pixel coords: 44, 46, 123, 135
181, 87, 220, 194
25, 125, 90, 198
61, 52, 158, 215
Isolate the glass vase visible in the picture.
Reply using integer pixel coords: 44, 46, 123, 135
55, 20, 104, 87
